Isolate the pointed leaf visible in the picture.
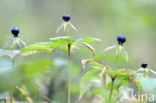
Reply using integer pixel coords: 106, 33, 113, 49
100, 70, 106, 88
39, 41, 69, 52
56, 23, 64, 33
36, 42, 58, 48
104, 45, 116, 52
115, 45, 120, 55
76, 36, 102, 43
63, 22, 68, 32
149, 69, 156, 76
49, 36, 73, 42
103, 66, 113, 77
75, 42, 96, 56
20, 44, 54, 56
68, 22, 78, 31
123, 48, 128, 62
81, 59, 104, 70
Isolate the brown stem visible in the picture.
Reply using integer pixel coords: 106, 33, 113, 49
109, 77, 115, 101
68, 42, 71, 103
68, 43, 71, 62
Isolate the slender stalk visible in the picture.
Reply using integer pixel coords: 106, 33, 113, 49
68, 43, 71, 103
144, 69, 146, 77
10, 59, 14, 103
66, 24, 71, 103
109, 78, 115, 102
114, 45, 119, 71
109, 45, 120, 101
66, 24, 69, 36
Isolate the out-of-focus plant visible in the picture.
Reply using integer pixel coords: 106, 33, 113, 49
79, 35, 136, 103
0, 27, 27, 103
137, 62, 156, 99
137, 62, 156, 77
15, 58, 54, 102
80, 34, 156, 103
1, 27, 55, 103
4, 27, 26, 49
21, 14, 101, 103
16, 86, 32, 103
57, 14, 77, 32
1, 14, 155, 103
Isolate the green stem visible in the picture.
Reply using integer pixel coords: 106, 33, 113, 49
10, 59, 14, 103
68, 43, 71, 103
66, 24, 69, 35
144, 69, 146, 77
109, 78, 115, 102
114, 45, 119, 71
66, 25, 71, 103
109, 45, 120, 101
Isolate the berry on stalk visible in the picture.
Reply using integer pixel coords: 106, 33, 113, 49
117, 34, 126, 45
141, 62, 148, 68
11, 27, 20, 37
62, 14, 70, 22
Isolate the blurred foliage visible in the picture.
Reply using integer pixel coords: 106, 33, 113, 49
0, 0, 156, 103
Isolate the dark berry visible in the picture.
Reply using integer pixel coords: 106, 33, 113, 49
62, 14, 70, 22
11, 27, 20, 37
117, 35, 126, 45
141, 62, 148, 68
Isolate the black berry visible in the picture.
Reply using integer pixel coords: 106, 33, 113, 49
62, 14, 70, 22
11, 27, 20, 37
117, 35, 126, 45
141, 62, 148, 68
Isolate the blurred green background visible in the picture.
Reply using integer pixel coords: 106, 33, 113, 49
0, 0, 156, 102
0, 0, 156, 65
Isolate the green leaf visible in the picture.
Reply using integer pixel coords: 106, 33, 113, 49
114, 69, 128, 76
81, 59, 104, 70
40, 41, 68, 52
115, 45, 129, 62
106, 81, 112, 90
106, 76, 129, 91
104, 45, 116, 52
59, 41, 68, 52
114, 76, 129, 90
68, 22, 77, 31
56, 23, 64, 33
104, 66, 113, 77
79, 68, 101, 100
109, 69, 137, 90
16, 59, 54, 98
36, 42, 59, 48
115, 69, 136, 79
49, 36, 73, 42
123, 48, 128, 62
75, 42, 96, 56
115, 45, 120, 55
76, 36, 102, 43
48, 36, 76, 52
91, 88, 107, 95
19, 59, 53, 77
100, 70, 107, 88
20, 44, 55, 56
71, 84, 80, 94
